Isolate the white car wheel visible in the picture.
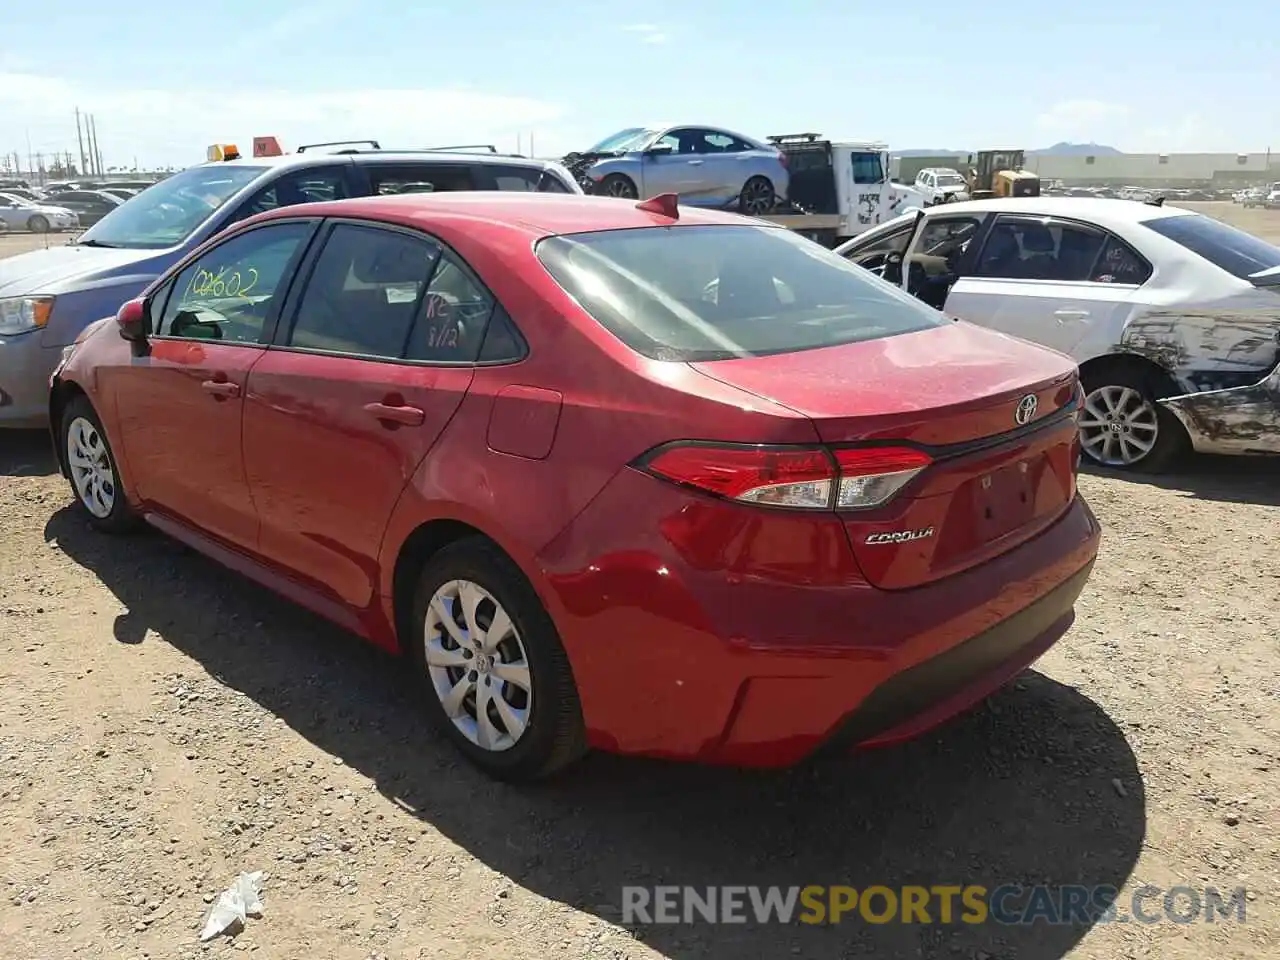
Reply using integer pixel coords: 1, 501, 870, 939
66, 415, 117, 518
424, 578, 533, 752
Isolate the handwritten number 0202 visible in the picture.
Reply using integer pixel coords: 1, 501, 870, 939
184, 265, 260, 300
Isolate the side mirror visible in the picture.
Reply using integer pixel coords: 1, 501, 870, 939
643, 144, 674, 157
116, 297, 148, 342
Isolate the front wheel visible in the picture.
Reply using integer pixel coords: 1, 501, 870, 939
739, 176, 776, 215
60, 396, 140, 532
599, 173, 638, 199
408, 537, 587, 782
1078, 370, 1188, 472
27, 214, 50, 233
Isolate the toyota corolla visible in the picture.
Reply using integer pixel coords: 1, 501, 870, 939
49, 191, 1100, 781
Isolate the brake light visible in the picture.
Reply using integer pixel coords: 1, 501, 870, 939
639, 443, 931, 510
776, 150, 788, 169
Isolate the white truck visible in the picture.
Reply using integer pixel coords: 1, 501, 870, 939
759, 133, 926, 248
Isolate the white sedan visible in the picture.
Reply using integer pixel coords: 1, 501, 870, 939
835, 197, 1280, 472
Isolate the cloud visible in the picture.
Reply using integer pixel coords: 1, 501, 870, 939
621, 23, 669, 44
0, 72, 570, 169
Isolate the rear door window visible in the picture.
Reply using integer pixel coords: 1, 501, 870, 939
536, 223, 945, 362
972, 215, 1149, 283
365, 163, 476, 195
1142, 213, 1280, 281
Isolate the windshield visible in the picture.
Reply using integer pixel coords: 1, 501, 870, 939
586, 127, 660, 154
937, 174, 965, 186
1143, 213, 1280, 281
76, 164, 268, 249
537, 224, 945, 362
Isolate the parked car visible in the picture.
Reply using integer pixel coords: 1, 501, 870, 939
835, 197, 1280, 470
561, 125, 789, 214
914, 167, 970, 205
100, 187, 141, 202
43, 190, 122, 227
0, 193, 80, 233
1, 187, 47, 203
50, 191, 1100, 780
1241, 188, 1267, 208
0, 145, 581, 428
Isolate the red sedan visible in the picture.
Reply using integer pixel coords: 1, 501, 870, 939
49, 191, 1100, 781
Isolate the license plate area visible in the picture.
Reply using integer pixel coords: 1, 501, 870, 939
974, 458, 1037, 542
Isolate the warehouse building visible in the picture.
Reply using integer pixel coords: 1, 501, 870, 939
892, 152, 1280, 187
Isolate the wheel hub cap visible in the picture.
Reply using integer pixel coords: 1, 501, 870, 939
1079, 385, 1159, 466
66, 416, 116, 518
423, 579, 532, 753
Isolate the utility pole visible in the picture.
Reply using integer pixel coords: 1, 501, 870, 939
89, 114, 102, 176
75, 107, 87, 175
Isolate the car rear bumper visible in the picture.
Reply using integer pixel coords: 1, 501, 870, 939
535, 470, 1101, 767
0, 329, 59, 428
1159, 359, 1280, 456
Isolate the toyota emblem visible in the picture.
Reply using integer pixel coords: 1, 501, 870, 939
1014, 394, 1039, 426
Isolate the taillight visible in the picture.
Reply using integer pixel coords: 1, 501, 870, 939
638, 443, 931, 511
831, 447, 932, 509
776, 150, 788, 169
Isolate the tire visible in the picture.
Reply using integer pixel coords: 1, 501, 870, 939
27, 214, 50, 234
408, 537, 587, 782
1078, 364, 1189, 473
59, 395, 140, 533
599, 174, 638, 200
739, 176, 776, 216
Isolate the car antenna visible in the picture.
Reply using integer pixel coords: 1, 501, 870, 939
636, 193, 679, 219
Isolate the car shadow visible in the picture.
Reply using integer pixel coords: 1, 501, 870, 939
0, 428, 57, 477
46, 507, 1145, 960
1084, 453, 1280, 506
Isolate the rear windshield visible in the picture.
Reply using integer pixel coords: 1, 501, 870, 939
76, 164, 267, 250
1143, 213, 1280, 281
536, 224, 946, 362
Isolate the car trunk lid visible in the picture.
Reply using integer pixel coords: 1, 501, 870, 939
690, 323, 1081, 589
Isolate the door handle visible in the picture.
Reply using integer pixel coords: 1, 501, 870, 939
1053, 309, 1090, 321
363, 401, 425, 426
201, 379, 240, 399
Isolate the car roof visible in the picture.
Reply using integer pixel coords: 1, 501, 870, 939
924, 196, 1197, 227
248, 192, 760, 239
207, 150, 564, 173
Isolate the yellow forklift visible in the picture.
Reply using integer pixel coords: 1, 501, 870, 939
965, 150, 1040, 200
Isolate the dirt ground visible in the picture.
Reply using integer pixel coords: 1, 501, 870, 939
1, 203, 1277, 960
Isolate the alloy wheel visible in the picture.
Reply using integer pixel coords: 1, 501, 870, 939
1079, 384, 1160, 467
423, 579, 532, 752
741, 178, 775, 215
66, 416, 116, 518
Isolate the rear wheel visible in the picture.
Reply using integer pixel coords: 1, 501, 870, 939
27, 214, 50, 233
739, 176, 776, 215
60, 395, 139, 532
1078, 365, 1188, 472
408, 537, 587, 782
599, 174, 638, 199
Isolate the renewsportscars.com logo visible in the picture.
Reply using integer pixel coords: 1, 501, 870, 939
621, 885, 1250, 926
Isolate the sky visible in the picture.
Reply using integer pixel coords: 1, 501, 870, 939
1, 0, 1276, 171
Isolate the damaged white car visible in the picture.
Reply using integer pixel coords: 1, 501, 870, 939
836, 197, 1280, 472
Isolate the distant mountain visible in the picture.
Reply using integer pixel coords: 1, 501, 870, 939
1027, 142, 1123, 156
894, 143, 1124, 157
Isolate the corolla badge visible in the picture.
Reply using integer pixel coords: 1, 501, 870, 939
1014, 394, 1038, 426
